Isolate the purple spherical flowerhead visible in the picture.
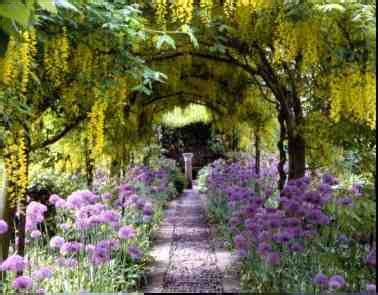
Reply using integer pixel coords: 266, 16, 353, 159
30, 230, 42, 239
328, 275, 345, 290
266, 252, 281, 266
313, 272, 328, 287
365, 248, 376, 267
0, 255, 26, 272
322, 174, 338, 186
58, 257, 78, 268
32, 267, 53, 281
234, 234, 247, 250
367, 284, 376, 293
101, 192, 113, 201
26, 201, 48, 232
60, 241, 82, 256
101, 210, 121, 225
12, 276, 33, 289
128, 245, 143, 261
0, 219, 8, 234
49, 194, 61, 205
118, 225, 136, 240
50, 236, 65, 249
289, 242, 304, 253
66, 190, 98, 209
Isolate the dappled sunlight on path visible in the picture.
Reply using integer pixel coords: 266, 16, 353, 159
145, 189, 239, 293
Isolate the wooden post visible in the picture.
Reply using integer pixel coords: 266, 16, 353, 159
183, 153, 193, 189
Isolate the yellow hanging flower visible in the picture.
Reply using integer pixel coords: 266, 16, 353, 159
154, 0, 167, 26
171, 0, 193, 24
88, 97, 107, 160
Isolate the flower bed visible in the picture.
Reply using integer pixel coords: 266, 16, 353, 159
200, 155, 376, 293
0, 163, 184, 293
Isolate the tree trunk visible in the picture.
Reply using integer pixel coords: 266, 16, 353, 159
287, 133, 306, 180
277, 108, 287, 191
84, 138, 94, 189
255, 128, 261, 177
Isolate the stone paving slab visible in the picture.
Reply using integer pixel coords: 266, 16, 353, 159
144, 189, 240, 293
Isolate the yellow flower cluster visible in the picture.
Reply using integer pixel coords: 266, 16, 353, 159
61, 82, 81, 118
223, 0, 272, 18
224, 0, 236, 18
1, 30, 37, 92
273, 20, 321, 67
171, 0, 193, 24
4, 132, 28, 211
330, 68, 376, 129
88, 98, 107, 160
2, 37, 19, 87
154, 0, 167, 26
72, 44, 93, 80
44, 27, 70, 87
200, 0, 213, 24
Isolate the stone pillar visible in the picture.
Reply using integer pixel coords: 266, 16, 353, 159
183, 153, 193, 189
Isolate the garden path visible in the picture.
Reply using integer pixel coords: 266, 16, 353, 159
144, 189, 240, 293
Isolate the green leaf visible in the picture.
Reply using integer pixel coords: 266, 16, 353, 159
156, 34, 176, 50
0, 0, 31, 27
317, 4, 346, 13
37, 0, 57, 13
55, 0, 79, 12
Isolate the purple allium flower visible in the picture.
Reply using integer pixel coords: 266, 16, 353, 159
234, 234, 247, 250
365, 248, 376, 267
143, 204, 154, 216
257, 242, 272, 255
322, 174, 338, 186
0, 255, 26, 272
89, 245, 111, 266
26, 201, 48, 217
26, 201, 47, 232
328, 275, 345, 290
60, 241, 82, 256
32, 267, 53, 281
64, 258, 78, 268
118, 225, 136, 240
101, 210, 121, 225
289, 242, 304, 252
367, 284, 376, 293
266, 252, 281, 266
85, 244, 95, 254
101, 192, 113, 201
313, 272, 328, 286
12, 276, 33, 289
50, 236, 65, 249
136, 198, 146, 210
338, 197, 353, 206
49, 194, 61, 205
55, 199, 67, 209
336, 234, 349, 244
58, 257, 78, 268
30, 230, 42, 239
128, 245, 143, 261
66, 190, 98, 209
237, 249, 249, 258
351, 183, 363, 197
0, 219, 8, 234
